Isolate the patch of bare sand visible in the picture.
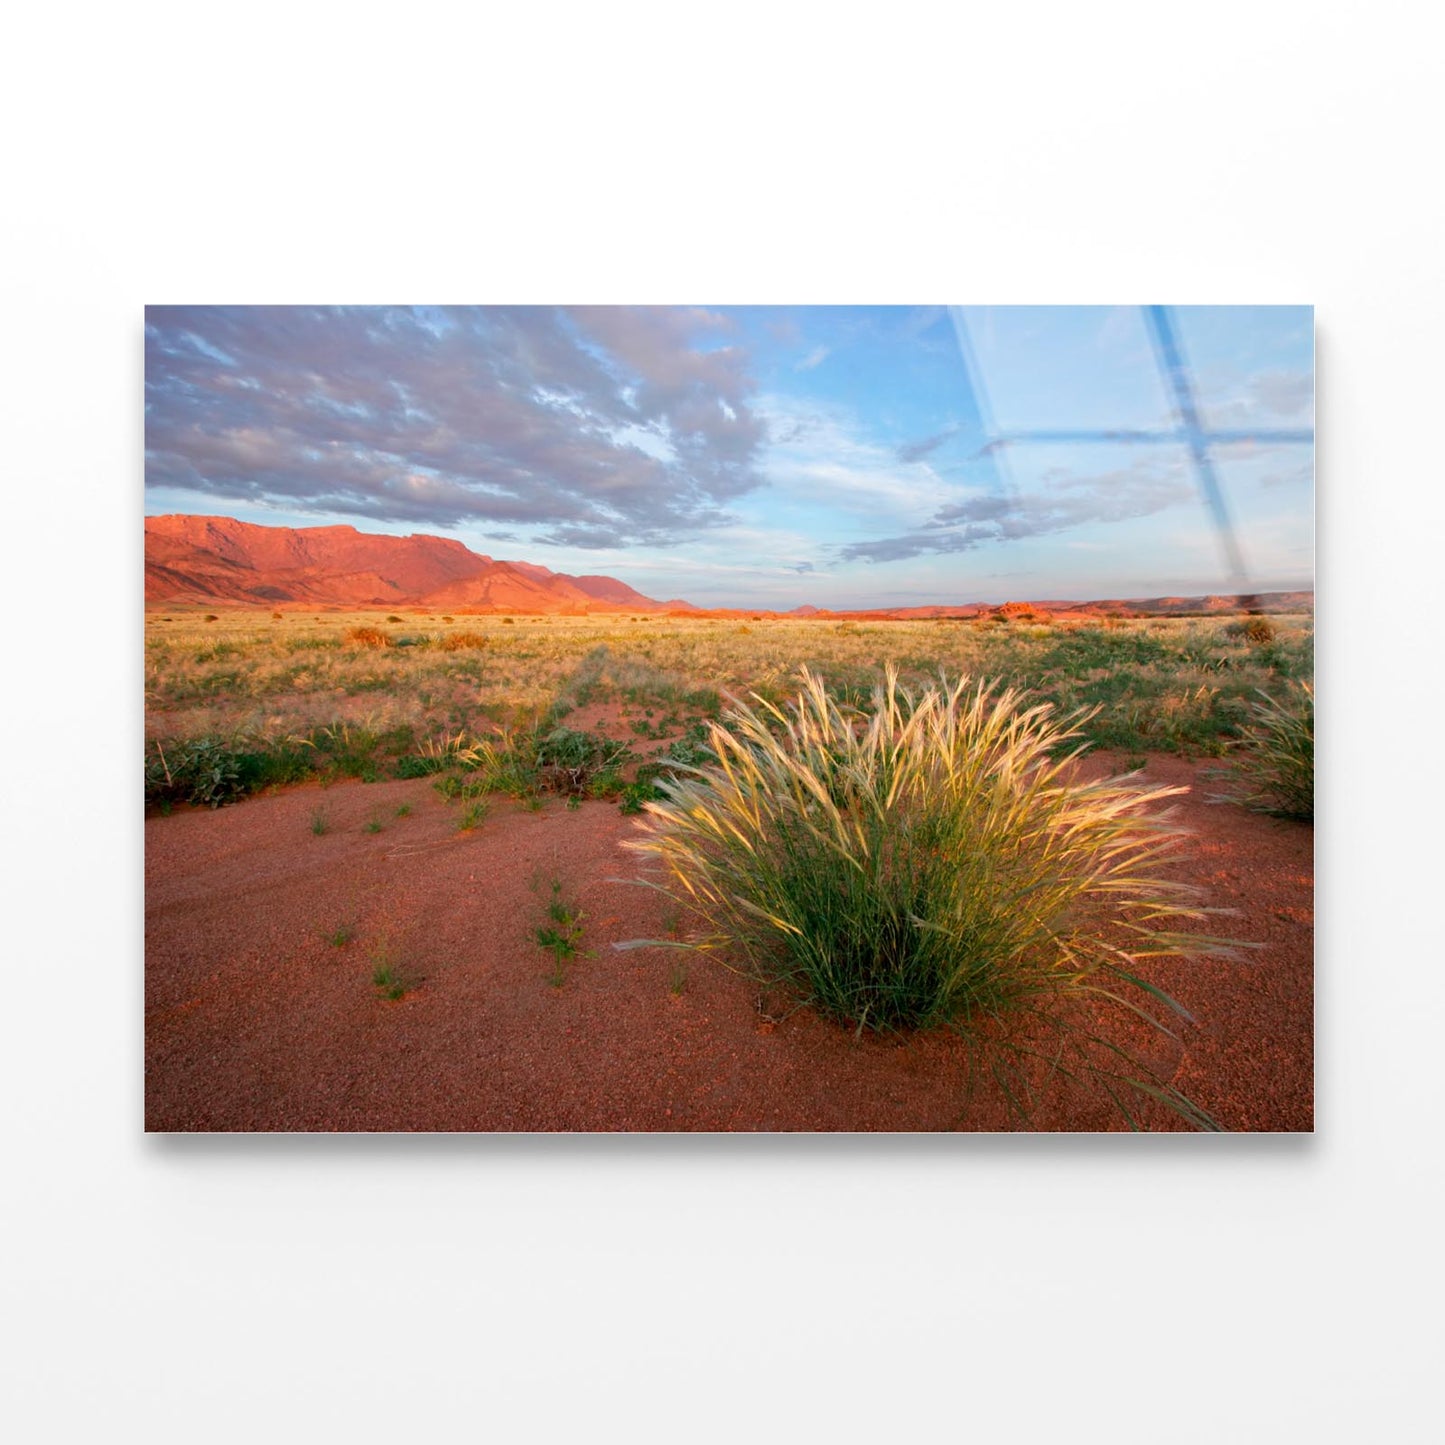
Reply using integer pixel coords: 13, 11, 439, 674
144, 755, 1312, 1131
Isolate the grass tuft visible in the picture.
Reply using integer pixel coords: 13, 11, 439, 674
1227, 615, 1277, 646
535, 880, 586, 986
625, 665, 1240, 1127
1212, 682, 1313, 820
369, 941, 413, 1000
457, 799, 489, 832
345, 626, 390, 648
371, 961, 406, 1000
438, 630, 488, 651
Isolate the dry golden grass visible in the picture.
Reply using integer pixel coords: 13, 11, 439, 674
438, 630, 489, 651
344, 625, 390, 648
144, 607, 1313, 760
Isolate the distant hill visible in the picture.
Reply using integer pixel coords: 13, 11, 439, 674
145, 516, 1310, 619
144, 516, 692, 613
822, 591, 1314, 621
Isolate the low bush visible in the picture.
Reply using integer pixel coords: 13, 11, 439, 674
145, 737, 245, 810
619, 732, 718, 814
1214, 682, 1313, 820
531, 727, 631, 797
395, 754, 443, 779
1226, 616, 1277, 646
618, 780, 657, 815
626, 667, 1238, 1127
438, 630, 488, 651
145, 733, 316, 811
304, 720, 383, 781
345, 626, 390, 648
586, 765, 627, 799
234, 742, 313, 792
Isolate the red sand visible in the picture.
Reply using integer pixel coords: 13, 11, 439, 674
144, 755, 1312, 1132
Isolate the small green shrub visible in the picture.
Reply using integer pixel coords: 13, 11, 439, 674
665, 730, 716, 768
684, 687, 723, 717
145, 732, 317, 812
310, 807, 329, 836
235, 743, 313, 791
626, 667, 1238, 1128
618, 783, 651, 815
586, 766, 627, 799
532, 727, 631, 797
144, 737, 243, 810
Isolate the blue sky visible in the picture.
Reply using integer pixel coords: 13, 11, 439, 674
144, 305, 1313, 607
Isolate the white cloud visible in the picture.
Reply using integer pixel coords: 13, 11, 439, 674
608, 422, 678, 464
1197, 367, 1314, 431
756, 394, 956, 527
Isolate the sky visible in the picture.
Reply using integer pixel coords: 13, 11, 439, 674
144, 305, 1314, 608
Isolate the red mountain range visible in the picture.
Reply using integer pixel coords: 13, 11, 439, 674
145, 514, 1312, 619
144, 515, 695, 613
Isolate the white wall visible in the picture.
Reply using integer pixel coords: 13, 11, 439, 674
5, 3, 1439, 1439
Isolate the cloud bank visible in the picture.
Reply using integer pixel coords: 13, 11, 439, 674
145, 306, 766, 548
838, 461, 1194, 563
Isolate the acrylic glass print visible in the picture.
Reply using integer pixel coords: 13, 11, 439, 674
144, 305, 1314, 1132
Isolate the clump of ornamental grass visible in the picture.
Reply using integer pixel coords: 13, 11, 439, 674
1214, 682, 1313, 821
437, 630, 489, 651
344, 625, 390, 648
623, 666, 1240, 1129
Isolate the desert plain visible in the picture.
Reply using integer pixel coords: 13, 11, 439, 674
145, 587, 1313, 1133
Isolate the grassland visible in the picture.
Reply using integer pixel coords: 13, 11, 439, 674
143, 607, 1313, 810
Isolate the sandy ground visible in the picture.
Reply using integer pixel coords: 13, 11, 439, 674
144, 755, 1313, 1132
